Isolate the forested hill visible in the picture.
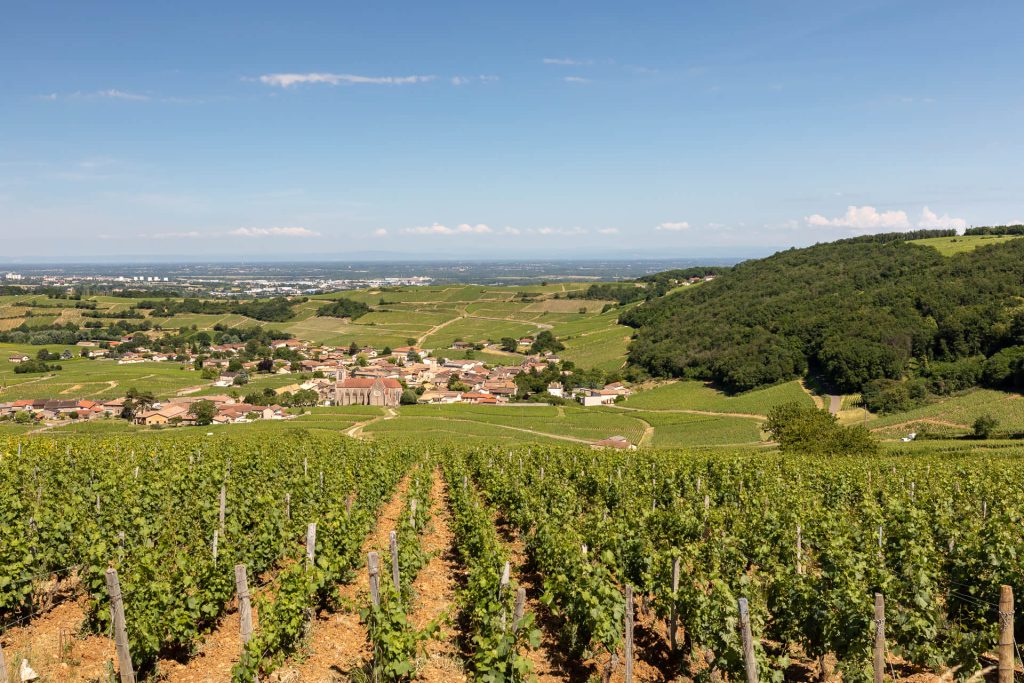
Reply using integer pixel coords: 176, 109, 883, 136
621, 231, 1024, 400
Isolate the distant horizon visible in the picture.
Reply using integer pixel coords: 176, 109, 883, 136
0, 249, 764, 267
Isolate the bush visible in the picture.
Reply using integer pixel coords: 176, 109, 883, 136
973, 414, 999, 439
764, 402, 879, 456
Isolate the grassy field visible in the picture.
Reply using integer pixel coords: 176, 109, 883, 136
910, 234, 1022, 256
631, 411, 765, 447
0, 343, 203, 401
865, 389, 1024, 438
621, 379, 812, 415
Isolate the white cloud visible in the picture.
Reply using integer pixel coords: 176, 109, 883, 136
563, 76, 591, 84
543, 58, 593, 66
259, 73, 435, 88
230, 226, 320, 237
532, 227, 587, 236
401, 223, 493, 236
597, 227, 620, 235
918, 206, 967, 230
805, 205, 966, 231
451, 75, 500, 86
97, 89, 150, 101
44, 89, 150, 102
656, 221, 690, 231
373, 228, 388, 237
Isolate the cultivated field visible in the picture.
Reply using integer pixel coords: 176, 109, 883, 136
909, 233, 1023, 256
3, 433, 1022, 683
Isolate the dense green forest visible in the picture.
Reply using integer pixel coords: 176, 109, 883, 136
134, 297, 302, 322
315, 298, 371, 320
622, 231, 1024, 400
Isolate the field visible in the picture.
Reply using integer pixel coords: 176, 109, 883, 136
0, 284, 633, 372
909, 233, 1023, 256
620, 379, 813, 414
2, 433, 1022, 683
865, 388, 1024, 438
0, 346, 201, 401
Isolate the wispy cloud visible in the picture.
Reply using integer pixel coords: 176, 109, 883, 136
41, 89, 151, 102
597, 227, 620, 235
543, 58, 594, 66
656, 221, 690, 231
805, 205, 966, 231
373, 228, 388, 237
451, 75, 500, 86
563, 76, 592, 84
230, 226, 321, 237
259, 73, 435, 88
96, 89, 150, 101
533, 227, 587, 236
402, 223, 494, 236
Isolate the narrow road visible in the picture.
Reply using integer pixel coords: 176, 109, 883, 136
827, 395, 841, 415
345, 407, 397, 438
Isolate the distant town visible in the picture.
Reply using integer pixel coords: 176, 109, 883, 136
2, 335, 633, 430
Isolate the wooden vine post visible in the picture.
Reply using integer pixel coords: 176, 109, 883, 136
873, 593, 885, 683
998, 584, 1014, 683
105, 568, 136, 683
389, 530, 401, 593
219, 484, 226, 535
737, 597, 757, 683
624, 585, 635, 683
669, 556, 680, 650
368, 552, 381, 607
305, 523, 317, 568
235, 564, 253, 646
512, 587, 526, 633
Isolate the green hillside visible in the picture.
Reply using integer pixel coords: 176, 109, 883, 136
621, 230, 1024, 402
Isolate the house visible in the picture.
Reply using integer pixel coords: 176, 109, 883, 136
335, 375, 403, 407
41, 400, 81, 419
261, 405, 288, 420
443, 358, 482, 372
214, 372, 239, 387
576, 389, 619, 407
462, 392, 501, 405
593, 435, 636, 450
134, 404, 190, 426
418, 390, 463, 404
547, 382, 564, 398
602, 382, 632, 397
7, 355, 30, 364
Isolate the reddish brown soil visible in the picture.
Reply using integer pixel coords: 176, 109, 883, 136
275, 474, 412, 681
411, 471, 466, 682
158, 600, 261, 683
495, 516, 588, 683
0, 578, 115, 683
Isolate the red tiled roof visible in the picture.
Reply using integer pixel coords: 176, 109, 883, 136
338, 377, 402, 389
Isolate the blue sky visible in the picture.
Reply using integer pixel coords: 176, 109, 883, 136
2, 1, 1023, 260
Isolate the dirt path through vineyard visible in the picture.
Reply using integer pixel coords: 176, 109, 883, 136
493, 515, 585, 682
277, 472, 412, 681
411, 470, 465, 682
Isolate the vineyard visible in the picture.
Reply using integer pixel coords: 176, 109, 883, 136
2, 434, 1024, 682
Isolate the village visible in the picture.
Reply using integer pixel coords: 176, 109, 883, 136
0, 334, 633, 429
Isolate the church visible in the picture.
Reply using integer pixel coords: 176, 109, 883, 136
334, 369, 403, 407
